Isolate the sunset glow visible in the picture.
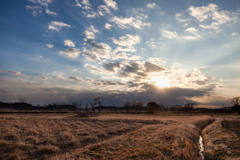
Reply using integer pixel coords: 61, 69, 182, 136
155, 79, 170, 88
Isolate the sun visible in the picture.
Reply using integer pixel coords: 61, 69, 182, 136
155, 79, 170, 88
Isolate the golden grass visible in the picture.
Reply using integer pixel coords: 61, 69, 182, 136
53, 115, 214, 160
202, 117, 240, 160
0, 116, 155, 160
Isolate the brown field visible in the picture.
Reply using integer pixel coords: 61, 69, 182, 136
202, 116, 240, 160
0, 113, 239, 160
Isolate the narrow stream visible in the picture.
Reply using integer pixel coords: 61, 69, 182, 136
199, 136, 204, 160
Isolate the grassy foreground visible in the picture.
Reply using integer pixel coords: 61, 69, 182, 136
52, 115, 214, 160
202, 117, 240, 160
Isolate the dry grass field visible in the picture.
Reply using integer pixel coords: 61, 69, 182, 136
0, 113, 239, 160
202, 116, 240, 160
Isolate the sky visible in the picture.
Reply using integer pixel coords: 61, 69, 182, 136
0, 0, 240, 107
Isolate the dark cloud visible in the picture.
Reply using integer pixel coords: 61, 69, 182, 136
144, 62, 165, 72
192, 79, 209, 85
82, 51, 100, 61
69, 76, 84, 83
0, 78, 221, 107
102, 62, 121, 71
118, 62, 141, 77
94, 80, 124, 86
85, 41, 105, 49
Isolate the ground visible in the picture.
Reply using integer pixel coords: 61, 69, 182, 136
0, 113, 239, 160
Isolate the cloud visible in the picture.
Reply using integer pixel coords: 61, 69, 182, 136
187, 3, 237, 30
231, 32, 238, 36
82, 49, 100, 62
48, 21, 71, 31
83, 11, 98, 18
184, 27, 198, 33
69, 76, 84, 83
146, 3, 158, 9
83, 41, 112, 60
72, 69, 81, 73
103, 0, 118, 10
46, 9, 58, 16
162, 29, 201, 40
33, 76, 50, 80
75, 0, 81, 7
0, 69, 32, 78
64, 39, 75, 47
118, 62, 142, 77
46, 44, 53, 48
28, 0, 52, 7
82, 0, 92, 9
102, 62, 121, 72
187, 3, 218, 22
112, 34, 141, 47
144, 62, 165, 72
84, 25, 99, 40
109, 16, 151, 29
175, 13, 191, 23
112, 52, 140, 61
162, 30, 179, 39
59, 48, 81, 58
105, 23, 112, 29
26, 5, 42, 16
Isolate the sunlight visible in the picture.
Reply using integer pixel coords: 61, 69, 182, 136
155, 79, 170, 88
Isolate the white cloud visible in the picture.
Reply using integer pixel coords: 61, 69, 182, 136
105, 23, 112, 29
103, 0, 118, 10
83, 11, 98, 18
112, 34, 141, 48
84, 25, 99, 40
98, 5, 110, 13
72, 69, 81, 72
162, 29, 201, 40
64, 40, 75, 47
26, 5, 42, 16
162, 30, 179, 39
59, 48, 81, 58
199, 23, 219, 30
146, 3, 158, 9
75, 0, 81, 7
48, 21, 71, 31
231, 32, 238, 36
112, 52, 140, 60
46, 9, 58, 16
82, 0, 92, 9
28, 0, 52, 7
187, 3, 237, 30
175, 13, 191, 23
109, 16, 151, 29
113, 46, 136, 54
46, 44, 53, 48
184, 27, 198, 33
187, 3, 218, 22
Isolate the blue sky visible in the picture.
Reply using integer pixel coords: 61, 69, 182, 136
0, 0, 240, 107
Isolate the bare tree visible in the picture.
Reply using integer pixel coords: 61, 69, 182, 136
230, 96, 240, 106
123, 101, 132, 113
133, 100, 144, 113
182, 103, 195, 109
85, 102, 88, 113
230, 96, 240, 112
90, 97, 101, 112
